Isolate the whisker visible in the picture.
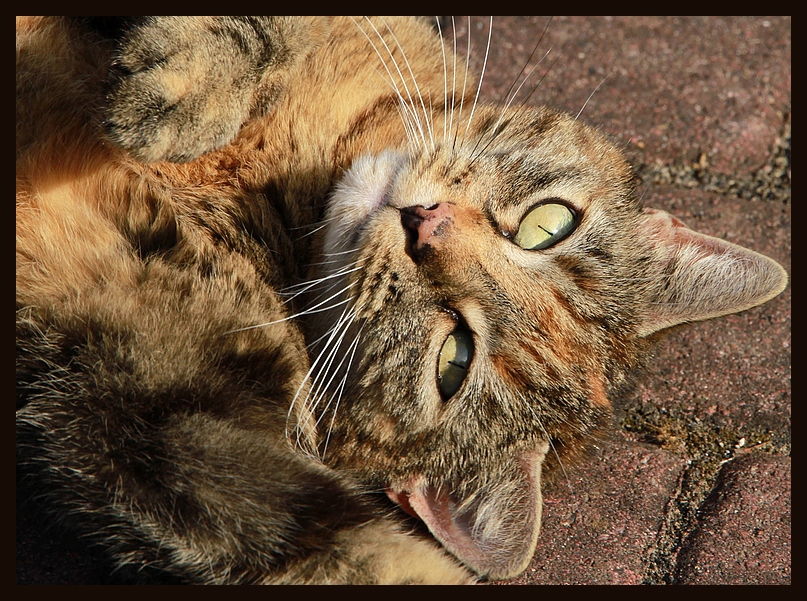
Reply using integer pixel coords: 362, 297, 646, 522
516, 48, 563, 109
451, 16, 472, 152
293, 218, 337, 241
463, 44, 563, 170
281, 261, 363, 294
286, 214, 339, 231
351, 18, 421, 149
447, 16, 458, 148
286, 301, 356, 445
500, 16, 553, 108
379, 17, 435, 151
320, 247, 363, 258
522, 394, 574, 494
575, 72, 611, 121
434, 16, 448, 144
468, 18, 555, 162
462, 16, 493, 143
367, 63, 420, 150
302, 251, 363, 273
302, 295, 359, 352
321, 323, 364, 460
307, 311, 358, 417
223, 282, 355, 334
468, 46, 553, 163
279, 266, 361, 305
358, 17, 430, 151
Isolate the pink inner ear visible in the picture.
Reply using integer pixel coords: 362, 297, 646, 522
637, 206, 788, 337
387, 449, 546, 580
385, 487, 418, 519
405, 483, 492, 573
642, 207, 729, 259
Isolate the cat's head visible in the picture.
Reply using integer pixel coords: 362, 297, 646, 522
302, 104, 787, 579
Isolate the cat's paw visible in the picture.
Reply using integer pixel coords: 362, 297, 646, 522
105, 17, 276, 162
341, 521, 477, 584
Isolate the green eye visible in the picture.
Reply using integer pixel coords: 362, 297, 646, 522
437, 327, 473, 399
514, 202, 577, 250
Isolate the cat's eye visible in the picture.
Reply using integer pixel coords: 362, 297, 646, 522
514, 201, 577, 250
437, 327, 473, 399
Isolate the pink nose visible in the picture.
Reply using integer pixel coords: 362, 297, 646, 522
400, 204, 454, 259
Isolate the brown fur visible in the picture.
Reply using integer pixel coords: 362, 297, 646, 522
16, 16, 786, 583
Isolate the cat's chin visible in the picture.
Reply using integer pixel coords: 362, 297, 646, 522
323, 150, 407, 256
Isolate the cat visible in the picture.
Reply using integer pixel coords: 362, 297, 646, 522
15, 16, 787, 584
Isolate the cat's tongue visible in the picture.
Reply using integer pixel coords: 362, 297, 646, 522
385, 448, 547, 580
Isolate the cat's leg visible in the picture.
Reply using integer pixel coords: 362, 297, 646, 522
15, 261, 471, 585
18, 398, 471, 583
101, 16, 328, 163
17, 403, 471, 583
17, 391, 471, 584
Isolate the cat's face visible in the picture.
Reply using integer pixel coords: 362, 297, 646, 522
302, 104, 786, 579
300, 105, 644, 578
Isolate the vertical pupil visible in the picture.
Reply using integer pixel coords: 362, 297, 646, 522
514, 202, 576, 250
438, 327, 473, 399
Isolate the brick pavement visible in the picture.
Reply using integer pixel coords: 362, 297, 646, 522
451, 16, 791, 585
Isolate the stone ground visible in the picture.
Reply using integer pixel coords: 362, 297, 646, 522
17, 16, 790, 586
447, 16, 790, 585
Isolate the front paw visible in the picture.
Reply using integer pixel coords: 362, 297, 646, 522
105, 17, 260, 163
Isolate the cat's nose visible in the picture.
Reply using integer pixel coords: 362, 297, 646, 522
400, 203, 454, 261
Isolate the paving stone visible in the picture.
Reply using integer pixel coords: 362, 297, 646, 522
467, 16, 791, 175
465, 16, 791, 586
501, 439, 688, 585
675, 453, 791, 584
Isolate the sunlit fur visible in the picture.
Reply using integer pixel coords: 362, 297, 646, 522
16, 16, 786, 583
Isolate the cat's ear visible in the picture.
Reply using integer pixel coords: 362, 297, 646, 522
636, 207, 787, 337
396, 445, 548, 580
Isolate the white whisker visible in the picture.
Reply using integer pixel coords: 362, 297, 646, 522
308, 311, 359, 419
498, 16, 553, 109
447, 16, 458, 147
463, 16, 493, 142
379, 17, 435, 151
287, 214, 339, 231
516, 50, 562, 110
224, 282, 356, 334
281, 261, 363, 296
434, 16, 448, 143
469, 47, 552, 162
307, 313, 358, 417
451, 16, 472, 151
356, 17, 429, 151
351, 19, 420, 148
320, 247, 362, 258
321, 324, 364, 460
293, 218, 334, 241
286, 301, 356, 448
366, 63, 420, 150
575, 72, 611, 120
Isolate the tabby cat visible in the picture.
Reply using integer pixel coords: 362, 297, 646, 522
16, 16, 787, 584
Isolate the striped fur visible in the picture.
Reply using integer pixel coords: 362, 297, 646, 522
16, 16, 786, 583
